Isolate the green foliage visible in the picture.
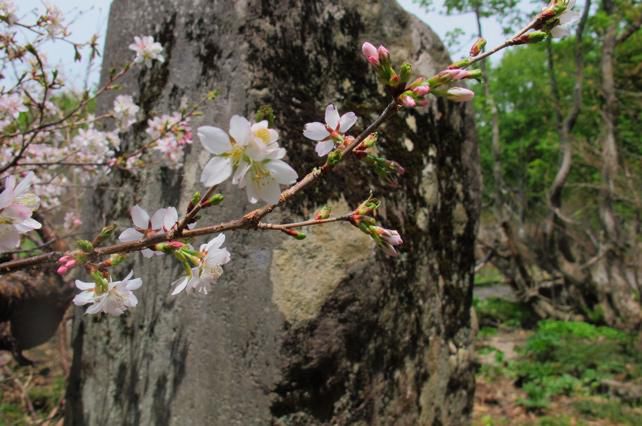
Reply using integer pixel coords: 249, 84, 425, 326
474, 266, 504, 286
511, 320, 642, 410
474, 297, 536, 328
572, 399, 642, 425
0, 401, 24, 426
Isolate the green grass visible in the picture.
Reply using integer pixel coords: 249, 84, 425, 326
572, 398, 642, 425
511, 320, 642, 410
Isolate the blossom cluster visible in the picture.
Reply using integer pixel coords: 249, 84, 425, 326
0, 173, 41, 250
198, 116, 297, 204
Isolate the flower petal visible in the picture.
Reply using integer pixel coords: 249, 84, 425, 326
73, 291, 95, 306
150, 208, 166, 230
171, 277, 189, 295
266, 160, 298, 185
203, 233, 225, 251
162, 207, 178, 231
339, 112, 357, 133
229, 115, 251, 145
126, 277, 143, 291
14, 217, 41, 232
325, 104, 340, 130
198, 126, 232, 154
119, 227, 143, 242
303, 122, 329, 141
75, 280, 95, 291
207, 247, 231, 265
130, 205, 149, 229
201, 156, 233, 187
232, 161, 251, 186
315, 140, 335, 157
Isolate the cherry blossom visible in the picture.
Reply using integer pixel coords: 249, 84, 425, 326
550, 0, 580, 38
42, 2, 66, 38
239, 139, 298, 204
118, 205, 178, 257
172, 234, 231, 296
0, 1, 17, 24
0, 172, 41, 251
113, 95, 139, 130
129, 35, 164, 67
73, 271, 143, 316
198, 115, 297, 204
0, 93, 26, 119
303, 104, 357, 157
146, 113, 192, 169
371, 226, 403, 257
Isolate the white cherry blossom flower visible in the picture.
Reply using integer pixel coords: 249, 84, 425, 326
239, 139, 297, 204
129, 35, 164, 67
42, 2, 66, 38
198, 115, 297, 204
0, 172, 41, 251
172, 234, 231, 295
0, 0, 17, 24
118, 205, 178, 257
73, 271, 142, 316
0, 93, 27, 118
303, 104, 357, 157
113, 95, 139, 130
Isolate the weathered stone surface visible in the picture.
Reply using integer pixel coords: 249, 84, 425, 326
66, 1, 479, 425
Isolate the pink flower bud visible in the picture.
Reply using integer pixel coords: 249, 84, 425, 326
413, 85, 430, 96
362, 42, 378, 61
400, 95, 416, 108
367, 56, 380, 66
56, 266, 68, 275
64, 259, 77, 269
58, 255, 72, 264
168, 241, 185, 249
377, 45, 390, 62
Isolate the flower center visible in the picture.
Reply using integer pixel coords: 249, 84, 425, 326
254, 128, 271, 144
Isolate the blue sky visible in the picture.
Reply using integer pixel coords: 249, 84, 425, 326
18, 0, 539, 88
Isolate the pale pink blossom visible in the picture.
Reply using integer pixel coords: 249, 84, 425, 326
198, 115, 297, 204
118, 205, 178, 257
0, 172, 41, 251
171, 234, 231, 296
113, 95, 139, 130
303, 104, 357, 157
42, 2, 66, 37
73, 271, 142, 316
0, 93, 27, 118
129, 35, 164, 67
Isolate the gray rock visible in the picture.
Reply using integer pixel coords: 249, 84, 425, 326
66, 1, 479, 425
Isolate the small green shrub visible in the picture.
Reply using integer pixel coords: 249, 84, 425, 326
474, 297, 536, 328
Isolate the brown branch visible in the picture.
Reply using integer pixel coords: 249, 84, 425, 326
257, 215, 351, 231
0, 100, 399, 275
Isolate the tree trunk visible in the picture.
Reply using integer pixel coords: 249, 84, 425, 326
65, 1, 480, 424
